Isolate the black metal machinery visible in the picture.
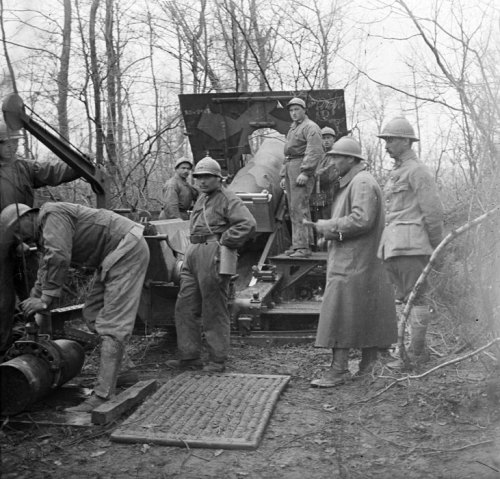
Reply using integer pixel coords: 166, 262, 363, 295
0, 93, 108, 415
0, 321, 85, 415
2, 93, 109, 208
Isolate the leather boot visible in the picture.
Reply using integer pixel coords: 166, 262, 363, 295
116, 348, 139, 387
407, 306, 432, 364
311, 348, 350, 388
387, 306, 432, 370
66, 336, 123, 413
356, 347, 378, 376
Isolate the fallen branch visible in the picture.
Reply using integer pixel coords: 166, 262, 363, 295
397, 206, 500, 367
361, 337, 500, 402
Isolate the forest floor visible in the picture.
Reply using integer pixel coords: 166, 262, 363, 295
2, 324, 500, 479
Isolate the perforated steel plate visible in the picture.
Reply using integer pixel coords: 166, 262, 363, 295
111, 372, 290, 450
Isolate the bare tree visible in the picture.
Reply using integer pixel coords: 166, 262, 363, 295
56, 0, 71, 139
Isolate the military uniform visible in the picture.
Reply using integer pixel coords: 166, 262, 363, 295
174, 187, 256, 364
0, 157, 78, 351
316, 162, 397, 349
281, 116, 323, 250
312, 154, 339, 220
378, 149, 444, 302
159, 175, 199, 220
30, 202, 150, 399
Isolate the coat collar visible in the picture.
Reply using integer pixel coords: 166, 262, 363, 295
338, 161, 367, 188
393, 149, 417, 168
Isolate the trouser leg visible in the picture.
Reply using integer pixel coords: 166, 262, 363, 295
175, 246, 203, 360
408, 305, 431, 361
384, 255, 429, 303
285, 161, 314, 250
331, 348, 349, 373
201, 275, 231, 363
94, 335, 123, 399
198, 243, 231, 363
83, 238, 149, 392
359, 347, 378, 373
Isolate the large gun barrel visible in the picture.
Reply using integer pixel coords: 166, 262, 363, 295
228, 133, 285, 233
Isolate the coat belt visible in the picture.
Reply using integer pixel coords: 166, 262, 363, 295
189, 234, 221, 244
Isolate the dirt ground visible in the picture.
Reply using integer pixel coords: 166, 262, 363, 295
2, 330, 500, 479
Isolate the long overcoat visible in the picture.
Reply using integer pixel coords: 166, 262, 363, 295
315, 162, 397, 349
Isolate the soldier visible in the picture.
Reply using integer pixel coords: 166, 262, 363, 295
0, 202, 150, 411
377, 117, 444, 367
310, 137, 397, 387
0, 119, 80, 354
280, 97, 323, 258
159, 157, 199, 220
166, 157, 256, 372
312, 126, 339, 220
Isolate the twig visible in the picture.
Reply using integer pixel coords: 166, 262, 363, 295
482, 351, 498, 362
361, 337, 500, 402
397, 206, 500, 367
474, 459, 499, 473
428, 345, 444, 357
422, 440, 495, 455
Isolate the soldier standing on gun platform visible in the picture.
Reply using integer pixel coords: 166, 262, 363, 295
280, 98, 323, 258
313, 126, 339, 221
166, 157, 256, 373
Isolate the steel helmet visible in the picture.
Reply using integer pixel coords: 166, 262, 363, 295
377, 117, 419, 141
326, 137, 366, 161
0, 119, 23, 142
0, 203, 38, 243
321, 126, 336, 138
192, 156, 222, 177
174, 157, 193, 169
287, 97, 306, 110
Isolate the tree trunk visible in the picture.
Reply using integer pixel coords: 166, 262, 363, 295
90, 0, 104, 166
57, 0, 71, 140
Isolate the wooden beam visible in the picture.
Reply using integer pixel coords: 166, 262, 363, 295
91, 379, 158, 425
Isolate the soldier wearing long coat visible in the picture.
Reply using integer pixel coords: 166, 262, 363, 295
311, 137, 397, 388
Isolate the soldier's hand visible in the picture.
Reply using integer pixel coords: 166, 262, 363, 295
20, 297, 48, 318
280, 178, 286, 190
295, 173, 309, 186
314, 219, 330, 235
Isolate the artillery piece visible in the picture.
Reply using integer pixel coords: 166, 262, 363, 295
139, 90, 347, 341
0, 89, 347, 416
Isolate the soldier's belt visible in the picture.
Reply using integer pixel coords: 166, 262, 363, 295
285, 155, 304, 161
190, 234, 221, 244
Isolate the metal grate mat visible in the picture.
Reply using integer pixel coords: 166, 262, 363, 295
111, 372, 290, 450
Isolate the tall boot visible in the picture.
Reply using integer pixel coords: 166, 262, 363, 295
66, 336, 123, 412
311, 348, 350, 388
116, 348, 139, 387
407, 306, 432, 364
357, 347, 378, 376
